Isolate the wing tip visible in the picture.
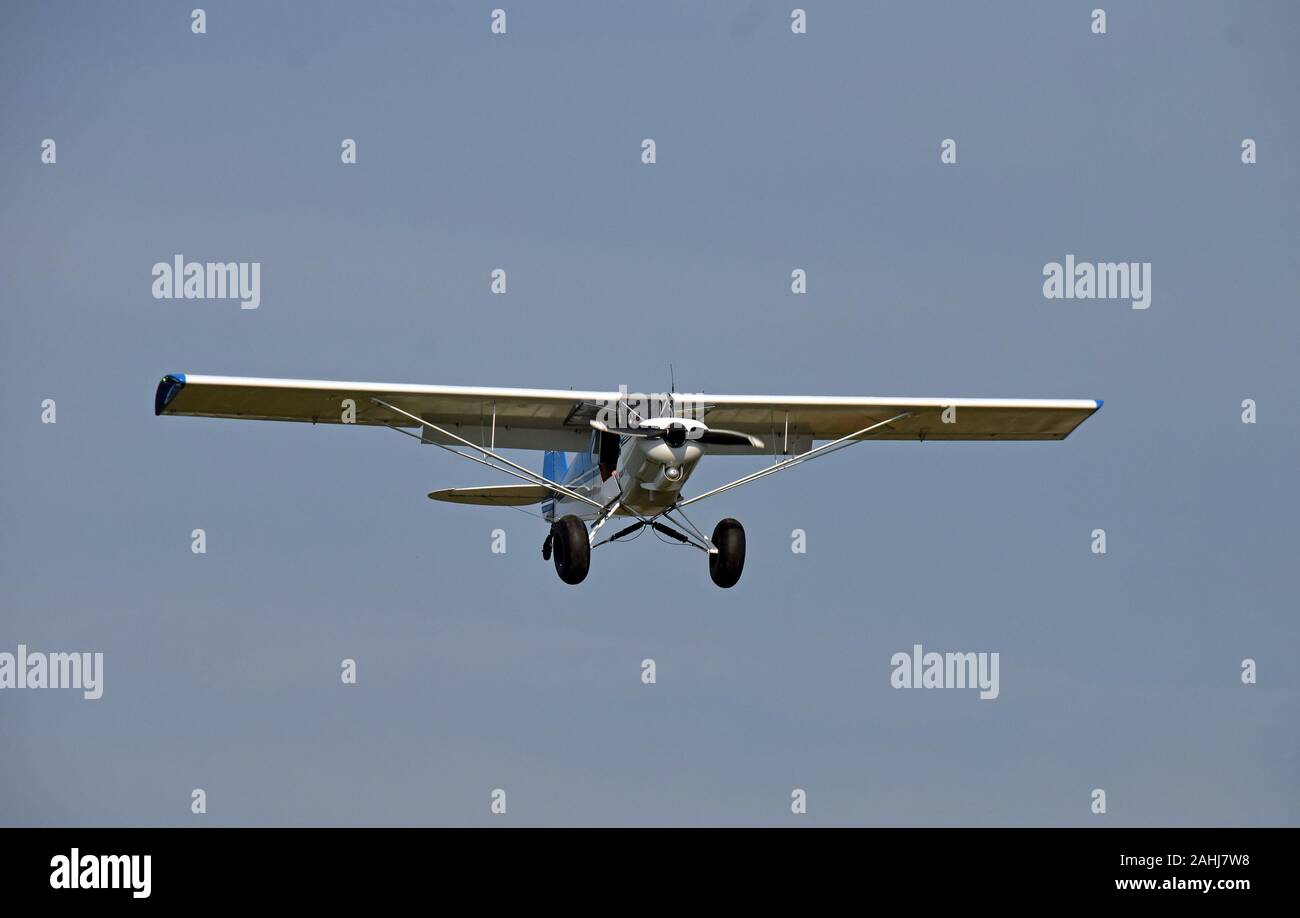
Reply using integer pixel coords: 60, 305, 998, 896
154, 373, 187, 415
1094, 399, 1104, 410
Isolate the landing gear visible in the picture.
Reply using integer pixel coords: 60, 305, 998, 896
550, 515, 590, 585
708, 518, 745, 588
548, 510, 741, 588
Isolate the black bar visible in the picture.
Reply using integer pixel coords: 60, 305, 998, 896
1, 827, 1287, 904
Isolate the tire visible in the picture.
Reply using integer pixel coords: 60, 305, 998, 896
551, 515, 590, 585
709, 518, 745, 588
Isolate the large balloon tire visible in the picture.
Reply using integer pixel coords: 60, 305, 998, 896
709, 518, 746, 588
551, 515, 590, 585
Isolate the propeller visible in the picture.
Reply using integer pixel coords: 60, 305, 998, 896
696, 428, 764, 447
590, 419, 658, 439
590, 419, 764, 449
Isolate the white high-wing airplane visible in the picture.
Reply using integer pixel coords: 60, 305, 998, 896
155, 373, 1101, 588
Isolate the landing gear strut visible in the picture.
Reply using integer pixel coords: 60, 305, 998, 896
708, 518, 745, 588
550, 515, 590, 585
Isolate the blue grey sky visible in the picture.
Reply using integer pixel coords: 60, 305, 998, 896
1, 1, 1296, 826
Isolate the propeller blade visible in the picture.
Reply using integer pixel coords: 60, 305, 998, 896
697, 429, 765, 448
589, 419, 660, 439
590, 419, 761, 448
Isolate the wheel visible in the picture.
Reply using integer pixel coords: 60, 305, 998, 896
708, 518, 745, 588
551, 515, 590, 585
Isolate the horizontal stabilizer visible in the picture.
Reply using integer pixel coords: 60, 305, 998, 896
427, 484, 554, 506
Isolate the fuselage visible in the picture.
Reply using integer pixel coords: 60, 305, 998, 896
542, 420, 705, 521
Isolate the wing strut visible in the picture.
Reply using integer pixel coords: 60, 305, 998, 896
367, 397, 609, 513
677, 411, 912, 509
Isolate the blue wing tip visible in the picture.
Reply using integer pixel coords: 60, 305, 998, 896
154, 373, 187, 415
1094, 399, 1104, 409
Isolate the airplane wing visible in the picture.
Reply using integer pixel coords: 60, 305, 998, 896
695, 394, 1103, 454
154, 373, 617, 451
154, 373, 1100, 454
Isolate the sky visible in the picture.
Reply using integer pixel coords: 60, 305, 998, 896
1, 0, 1296, 826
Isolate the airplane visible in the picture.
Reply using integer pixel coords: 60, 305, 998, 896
154, 373, 1101, 588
